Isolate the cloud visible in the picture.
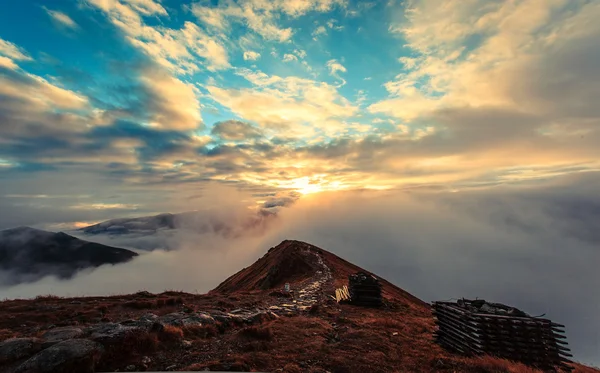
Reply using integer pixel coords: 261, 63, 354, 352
326, 59, 347, 85
0, 62, 90, 141
372, 0, 600, 121
43, 7, 79, 30
326, 59, 346, 74
294, 49, 307, 59
0, 56, 18, 70
88, 1, 230, 73
191, 0, 346, 42
0, 38, 32, 61
207, 70, 357, 137
282, 53, 298, 62
137, 65, 202, 130
312, 25, 327, 38
211, 120, 263, 141
243, 51, 261, 61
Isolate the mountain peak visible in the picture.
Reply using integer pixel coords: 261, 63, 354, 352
212, 240, 426, 308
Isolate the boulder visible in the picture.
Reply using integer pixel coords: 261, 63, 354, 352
84, 323, 141, 344
139, 313, 159, 322
0, 338, 43, 364
14, 339, 103, 373
42, 327, 83, 344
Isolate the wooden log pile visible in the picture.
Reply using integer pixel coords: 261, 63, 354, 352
432, 299, 573, 372
348, 272, 382, 307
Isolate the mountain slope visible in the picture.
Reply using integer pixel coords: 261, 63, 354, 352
0, 227, 138, 284
213, 239, 427, 308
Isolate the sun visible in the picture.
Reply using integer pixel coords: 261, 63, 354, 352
288, 177, 324, 195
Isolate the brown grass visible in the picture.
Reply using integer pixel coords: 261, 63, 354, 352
282, 363, 303, 373
237, 326, 274, 341
182, 324, 219, 339
34, 295, 61, 301
123, 300, 155, 309
157, 325, 184, 343
0, 329, 16, 342
466, 356, 541, 373
96, 329, 158, 371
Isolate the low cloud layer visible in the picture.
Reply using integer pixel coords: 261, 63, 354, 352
1, 173, 599, 365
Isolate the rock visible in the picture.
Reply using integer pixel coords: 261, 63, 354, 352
125, 364, 136, 371
135, 291, 154, 297
157, 312, 186, 326
84, 323, 141, 344
14, 339, 103, 373
181, 340, 192, 349
195, 313, 215, 324
141, 356, 151, 364
165, 365, 177, 371
0, 338, 43, 364
42, 327, 84, 344
139, 313, 158, 322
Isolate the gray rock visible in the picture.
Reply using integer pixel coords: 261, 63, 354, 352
14, 339, 103, 373
42, 327, 84, 343
0, 338, 43, 364
139, 313, 158, 322
84, 323, 141, 344
157, 312, 186, 326
119, 319, 153, 330
195, 313, 215, 325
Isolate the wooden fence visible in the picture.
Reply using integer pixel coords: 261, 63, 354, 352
432, 301, 573, 372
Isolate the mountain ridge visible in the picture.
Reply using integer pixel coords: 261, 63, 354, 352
0, 226, 138, 285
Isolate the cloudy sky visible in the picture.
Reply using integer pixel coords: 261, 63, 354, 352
1, 0, 599, 225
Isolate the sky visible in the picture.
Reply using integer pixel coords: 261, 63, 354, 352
0, 0, 599, 223
0, 0, 600, 365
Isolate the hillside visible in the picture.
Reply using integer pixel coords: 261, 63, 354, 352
0, 227, 138, 284
0, 240, 596, 373
78, 210, 277, 238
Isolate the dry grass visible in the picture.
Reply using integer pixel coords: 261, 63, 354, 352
182, 324, 219, 339
237, 326, 274, 341
0, 329, 16, 342
96, 329, 158, 371
467, 356, 541, 373
123, 300, 155, 309
157, 325, 184, 343
34, 295, 62, 301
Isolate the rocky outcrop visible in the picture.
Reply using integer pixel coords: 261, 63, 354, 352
14, 339, 103, 373
0, 338, 43, 364
41, 327, 83, 346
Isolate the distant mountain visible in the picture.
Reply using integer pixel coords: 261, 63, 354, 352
0, 226, 138, 285
79, 210, 277, 238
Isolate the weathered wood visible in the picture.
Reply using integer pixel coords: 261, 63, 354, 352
432, 300, 573, 372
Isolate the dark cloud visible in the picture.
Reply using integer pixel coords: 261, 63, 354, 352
211, 120, 263, 141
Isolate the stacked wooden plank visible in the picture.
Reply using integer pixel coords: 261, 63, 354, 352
348, 272, 382, 307
433, 299, 573, 372
335, 285, 350, 302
